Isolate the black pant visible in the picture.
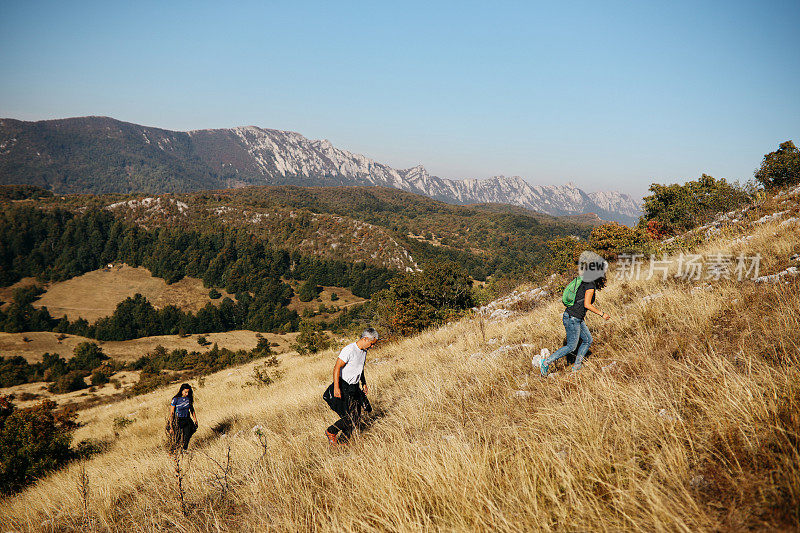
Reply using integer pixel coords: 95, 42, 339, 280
176, 417, 195, 450
324, 381, 362, 438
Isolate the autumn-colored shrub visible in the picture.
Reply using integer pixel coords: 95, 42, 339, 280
0, 396, 77, 494
374, 262, 474, 336
589, 222, 650, 261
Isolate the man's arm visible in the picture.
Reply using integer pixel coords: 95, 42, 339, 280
333, 358, 346, 398
360, 367, 368, 395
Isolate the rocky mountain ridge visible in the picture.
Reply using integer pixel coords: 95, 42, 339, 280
1, 116, 642, 224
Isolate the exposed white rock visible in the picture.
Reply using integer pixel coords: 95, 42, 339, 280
754, 266, 799, 283
755, 210, 789, 224
641, 292, 664, 304
730, 235, 754, 246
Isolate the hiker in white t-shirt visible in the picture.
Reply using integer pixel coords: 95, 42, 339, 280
323, 328, 379, 445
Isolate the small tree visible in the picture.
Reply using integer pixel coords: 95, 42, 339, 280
641, 174, 748, 232
0, 396, 77, 494
254, 334, 273, 356
589, 223, 650, 261
48, 371, 88, 394
755, 140, 800, 189
291, 324, 331, 355
297, 278, 319, 303
70, 342, 108, 372
375, 262, 474, 337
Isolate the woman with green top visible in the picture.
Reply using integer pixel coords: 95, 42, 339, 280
541, 254, 611, 376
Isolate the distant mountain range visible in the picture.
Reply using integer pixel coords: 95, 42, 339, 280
0, 116, 642, 224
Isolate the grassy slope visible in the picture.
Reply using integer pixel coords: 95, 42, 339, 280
1, 190, 799, 531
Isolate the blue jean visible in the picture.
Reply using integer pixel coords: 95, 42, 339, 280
544, 311, 592, 371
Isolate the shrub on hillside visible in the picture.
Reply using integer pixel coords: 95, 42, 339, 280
48, 371, 88, 394
297, 277, 320, 303
641, 174, 749, 232
589, 222, 651, 261
129, 370, 179, 396
755, 140, 800, 189
70, 342, 108, 371
90, 364, 113, 386
291, 324, 331, 355
543, 236, 592, 274
0, 396, 77, 495
374, 262, 474, 337
0, 356, 34, 387
254, 334, 274, 356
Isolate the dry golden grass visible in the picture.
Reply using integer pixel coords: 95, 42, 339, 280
285, 283, 367, 319
1, 197, 799, 532
32, 264, 236, 322
0, 330, 301, 408
0, 330, 297, 364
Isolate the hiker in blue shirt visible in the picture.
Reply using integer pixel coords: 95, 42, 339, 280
168, 383, 198, 450
541, 253, 611, 376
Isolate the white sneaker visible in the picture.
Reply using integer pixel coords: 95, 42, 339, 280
532, 348, 550, 371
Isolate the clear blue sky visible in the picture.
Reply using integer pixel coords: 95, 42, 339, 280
1, 1, 798, 199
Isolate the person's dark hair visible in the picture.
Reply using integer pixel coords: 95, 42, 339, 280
594, 275, 607, 291
173, 383, 194, 405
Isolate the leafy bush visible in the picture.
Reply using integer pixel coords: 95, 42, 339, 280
112, 415, 134, 432
48, 371, 88, 394
70, 342, 108, 371
297, 277, 320, 302
0, 356, 34, 387
374, 262, 475, 337
0, 396, 77, 494
90, 367, 111, 386
129, 370, 179, 396
589, 222, 651, 261
641, 174, 749, 233
245, 355, 282, 387
208, 288, 221, 299
254, 334, 274, 355
755, 140, 800, 189
291, 324, 331, 355
543, 236, 592, 275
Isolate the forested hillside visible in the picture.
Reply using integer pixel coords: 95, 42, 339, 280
8, 185, 594, 280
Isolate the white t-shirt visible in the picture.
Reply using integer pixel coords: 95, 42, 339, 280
338, 342, 367, 385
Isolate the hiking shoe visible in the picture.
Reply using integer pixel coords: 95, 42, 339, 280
325, 430, 338, 446
540, 357, 549, 377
